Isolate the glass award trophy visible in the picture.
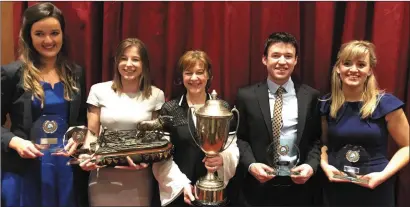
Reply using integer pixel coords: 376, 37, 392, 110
30, 115, 68, 153
266, 139, 300, 176
333, 144, 370, 184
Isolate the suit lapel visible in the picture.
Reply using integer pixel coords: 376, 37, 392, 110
295, 83, 308, 145
255, 82, 273, 140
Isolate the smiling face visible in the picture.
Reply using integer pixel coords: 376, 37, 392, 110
30, 17, 63, 60
183, 61, 209, 95
262, 42, 298, 85
337, 53, 372, 89
117, 46, 143, 81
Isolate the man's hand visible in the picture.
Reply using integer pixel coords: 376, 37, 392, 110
290, 164, 314, 184
249, 163, 275, 183
203, 155, 223, 173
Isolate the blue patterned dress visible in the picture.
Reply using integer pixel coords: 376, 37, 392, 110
320, 93, 404, 206
1, 82, 76, 207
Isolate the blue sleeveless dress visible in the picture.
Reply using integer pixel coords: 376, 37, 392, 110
1, 82, 76, 207
320, 93, 404, 206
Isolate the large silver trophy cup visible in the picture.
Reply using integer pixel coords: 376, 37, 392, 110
188, 90, 239, 207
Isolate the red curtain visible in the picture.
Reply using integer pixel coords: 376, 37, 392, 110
13, 1, 410, 205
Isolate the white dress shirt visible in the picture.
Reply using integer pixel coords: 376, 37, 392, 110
248, 78, 299, 172
267, 78, 299, 171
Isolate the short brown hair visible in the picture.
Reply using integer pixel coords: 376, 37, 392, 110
112, 38, 152, 99
177, 50, 213, 90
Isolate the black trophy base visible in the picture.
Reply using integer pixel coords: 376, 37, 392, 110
333, 174, 369, 184
192, 199, 229, 207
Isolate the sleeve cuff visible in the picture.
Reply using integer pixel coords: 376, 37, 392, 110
248, 163, 255, 172
304, 159, 319, 174
2, 130, 16, 152
218, 148, 239, 186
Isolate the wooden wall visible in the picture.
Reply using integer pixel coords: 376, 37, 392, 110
1, 2, 15, 65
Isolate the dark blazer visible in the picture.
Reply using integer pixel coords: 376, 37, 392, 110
158, 94, 236, 206
1, 60, 89, 206
235, 80, 322, 205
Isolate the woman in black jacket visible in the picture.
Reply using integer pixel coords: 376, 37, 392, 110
1, 2, 88, 207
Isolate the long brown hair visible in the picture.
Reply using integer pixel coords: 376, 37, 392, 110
111, 38, 152, 99
19, 2, 78, 108
329, 40, 383, 119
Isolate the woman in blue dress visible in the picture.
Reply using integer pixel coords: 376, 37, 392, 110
1, 3, 88, 207
320, 40, 409, 206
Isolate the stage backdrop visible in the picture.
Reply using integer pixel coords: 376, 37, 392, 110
10, 1, 409, 205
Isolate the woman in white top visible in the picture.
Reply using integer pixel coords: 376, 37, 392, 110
79, 38, 190, 206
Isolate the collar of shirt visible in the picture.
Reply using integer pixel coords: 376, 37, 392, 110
178, 93, 212, 108
266, 77, 295, 96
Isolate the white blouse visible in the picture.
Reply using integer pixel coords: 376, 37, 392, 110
85, 81, 190, 206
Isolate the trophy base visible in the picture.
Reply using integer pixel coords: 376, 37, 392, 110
37, 144, 65, 154
333, 174, 369, 184
194, 175, 227, 207
266, 170, 300, 176
67, 143, 174, 166
97, 142, 174, 166
192, 199, 229, 207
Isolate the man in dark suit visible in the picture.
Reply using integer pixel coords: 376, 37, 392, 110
235, 32, 321, 206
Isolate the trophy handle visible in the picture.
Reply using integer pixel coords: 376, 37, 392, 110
222, 106, 240, 152
187, 107, 203, 151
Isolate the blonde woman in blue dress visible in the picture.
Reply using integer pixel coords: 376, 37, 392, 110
320, 40, 409, 206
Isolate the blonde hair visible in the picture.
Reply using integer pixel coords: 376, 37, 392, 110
329, 40, 383, 119
19, 2, 78, 108
112, 38, 152, 99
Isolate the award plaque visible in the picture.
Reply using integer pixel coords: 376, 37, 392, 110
333, 144, 369, 184
30, 115, 68, 153
266, 139, 300, 176
67, 116, 174, 167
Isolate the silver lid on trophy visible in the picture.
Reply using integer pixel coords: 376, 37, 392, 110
195, 90, 233, 118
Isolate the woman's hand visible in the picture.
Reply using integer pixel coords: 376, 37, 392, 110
114, 156, 149, 170
183, 184, 196, 205
354, 172, 387, 189
203, 155, 223, 173
9, 136, 44, 158
321, 163, 351, 183
51, 137, 79, 157
79, 154, 103, 171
